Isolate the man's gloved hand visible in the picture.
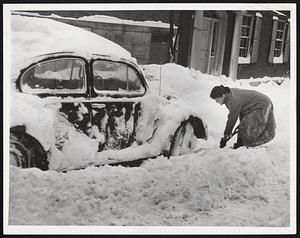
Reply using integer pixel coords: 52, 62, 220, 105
219, 137, 228, 148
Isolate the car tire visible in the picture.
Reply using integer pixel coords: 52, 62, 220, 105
9, 132, 49, 171
169, 121, 197, 156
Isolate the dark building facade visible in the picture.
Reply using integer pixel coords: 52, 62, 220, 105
222, 11, 290, 79
189, 10, 290, 79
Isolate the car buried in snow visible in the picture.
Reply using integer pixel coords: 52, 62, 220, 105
9, 14, 208, 171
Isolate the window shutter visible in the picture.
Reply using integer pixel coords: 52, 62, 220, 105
251, 15, 262, 63
268, 17, 278, 63
283, 23, 290, 63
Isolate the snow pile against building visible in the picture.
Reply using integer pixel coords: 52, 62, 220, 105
9, 63, 292, 227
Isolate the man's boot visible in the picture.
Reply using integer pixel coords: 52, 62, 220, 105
233, 137, 243, 149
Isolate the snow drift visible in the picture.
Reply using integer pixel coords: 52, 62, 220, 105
9, 63, 292, 227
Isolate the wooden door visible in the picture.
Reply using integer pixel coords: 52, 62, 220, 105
190, 17, 210, 73
207, 20, 220, 75
190, 15, 222, 75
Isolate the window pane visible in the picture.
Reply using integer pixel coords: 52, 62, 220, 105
239, 48, 247, 57
128, 67, 142, 91
239, 15, 253, 58
240, 38, 248, 48
275, 41, 282, 50
210, 22, 218, 56
276, 31, 283, 40
21, 58, 85, 91
93, 60, 143, 92
277, 21, 285, 30
274, 49, 281, 57
242, 16, 251, 26
241, 26, 250, 37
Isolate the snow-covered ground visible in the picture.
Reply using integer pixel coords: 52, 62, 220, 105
8, 64, 293, 228
5, 13, 296, 235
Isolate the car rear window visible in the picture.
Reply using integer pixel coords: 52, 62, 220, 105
20, 58, 86, 93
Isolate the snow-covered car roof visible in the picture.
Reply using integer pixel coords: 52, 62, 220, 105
11, 14, 137, 81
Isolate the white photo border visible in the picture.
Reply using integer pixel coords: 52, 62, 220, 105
3, 3, 297, 235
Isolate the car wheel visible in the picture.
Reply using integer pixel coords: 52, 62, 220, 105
9, 132, 49, 171
169, 121, 197, 156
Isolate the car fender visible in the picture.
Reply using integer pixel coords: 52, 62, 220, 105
162, 95, 208, 140
10, 125, 48, 156
188, 115, 208, 140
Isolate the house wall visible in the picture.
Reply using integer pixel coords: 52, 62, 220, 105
177, 11, 195, 67
222, 11, 235, 77
236, 12, 290, 79
52, 17, 170, 65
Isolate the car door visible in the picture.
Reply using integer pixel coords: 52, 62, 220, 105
19, 56, 92, 139
90, 59, 147, 151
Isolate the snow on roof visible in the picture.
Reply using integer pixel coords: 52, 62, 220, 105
255, 12, 263, 18
13, 11, 173, 29
11, 14, 136, 80
272, 10, 288, 17
78, 15, 172, 29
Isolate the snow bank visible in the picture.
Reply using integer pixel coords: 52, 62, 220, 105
10, 93, 61, 151
143, 64, 291, 148
9, 143, 289, 226
9, 63, 292, 227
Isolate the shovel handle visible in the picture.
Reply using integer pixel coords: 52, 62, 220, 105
232, 126, 239, 136
225, 126, 239, 142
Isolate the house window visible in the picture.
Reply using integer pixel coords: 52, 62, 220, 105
274, 21, 286, 56
273, 20, 287, 62
268, 17, 289, 64
210, 22, 219, 57
238, 15, 254, 64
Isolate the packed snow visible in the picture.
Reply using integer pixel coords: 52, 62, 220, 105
9, 64, 292, 228
6, 14, 294, 233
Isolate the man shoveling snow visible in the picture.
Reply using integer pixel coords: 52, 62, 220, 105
210, 85, 276, 149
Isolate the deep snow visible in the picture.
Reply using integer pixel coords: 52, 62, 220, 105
6, 13, 295, 234
9, 64, 292, 228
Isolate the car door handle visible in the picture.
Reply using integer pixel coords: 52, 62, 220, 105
91, 103, 106, 109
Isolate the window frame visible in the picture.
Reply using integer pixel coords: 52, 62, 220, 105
20, 57, 87, 94
92, 59, 146, 97
238, 14, 254, 64
210, 21, 219, 57
268, 16, 289, 64
273, 19, 288, 64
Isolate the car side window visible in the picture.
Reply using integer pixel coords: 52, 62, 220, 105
20, 58, 86, 93
93, 60, 144, 93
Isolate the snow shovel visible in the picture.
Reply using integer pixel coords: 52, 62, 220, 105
220, 126, 239, 148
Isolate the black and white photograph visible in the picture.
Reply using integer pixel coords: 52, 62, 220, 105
3, 2, 297, 235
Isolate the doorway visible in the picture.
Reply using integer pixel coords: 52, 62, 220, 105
190, 12, 223, 75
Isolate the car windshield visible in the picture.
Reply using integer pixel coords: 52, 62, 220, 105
20, 58, 86, 93
93, 60, 145, 94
